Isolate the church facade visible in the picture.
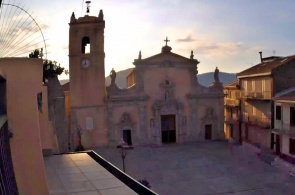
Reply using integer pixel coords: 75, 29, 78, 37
69, 11, 225, 148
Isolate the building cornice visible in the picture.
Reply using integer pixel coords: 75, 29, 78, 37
237, 72, 271, 79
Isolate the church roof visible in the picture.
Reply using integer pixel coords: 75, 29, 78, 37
133, 45, 199, 66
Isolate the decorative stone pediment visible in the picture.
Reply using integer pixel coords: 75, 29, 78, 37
119, 112, 134, 127
133, 52, 199, 66
201, 107, 217, 122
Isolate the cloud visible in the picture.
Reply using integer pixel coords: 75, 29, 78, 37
176, 34, 196, 42
195, 41, 245, 56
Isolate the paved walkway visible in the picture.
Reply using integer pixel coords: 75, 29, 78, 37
44, 153, 138, 195
93, 141, 295, 195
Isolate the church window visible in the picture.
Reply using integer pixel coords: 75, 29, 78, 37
276, 105, 281, 120
81, 36, 90, 54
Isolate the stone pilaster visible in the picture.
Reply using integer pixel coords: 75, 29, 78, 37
189, 98, 197, 141
138, 103, 148, 144
107, 103, 116, 146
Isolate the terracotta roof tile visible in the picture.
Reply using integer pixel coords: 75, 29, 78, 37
237, 55, 295, 77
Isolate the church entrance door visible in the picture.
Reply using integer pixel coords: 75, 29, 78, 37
123, 129, 132, 146
161, 115, 176, 143
205, 124, 212, 140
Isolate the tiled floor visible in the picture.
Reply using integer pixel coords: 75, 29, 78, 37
44, 153, 138, 195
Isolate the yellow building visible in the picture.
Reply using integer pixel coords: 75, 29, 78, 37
224, 81, 241, 141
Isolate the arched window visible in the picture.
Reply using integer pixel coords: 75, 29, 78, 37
81, 36, 90, 54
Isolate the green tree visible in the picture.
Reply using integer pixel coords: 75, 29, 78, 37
29, 49, 66, 84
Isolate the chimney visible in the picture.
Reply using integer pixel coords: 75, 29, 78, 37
259, 51, 262, 63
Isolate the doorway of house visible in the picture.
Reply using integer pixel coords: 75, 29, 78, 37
230, 124, 234, 139
123, 129, 132, 146
161, 115, 176, 143
205, 124, 212, 140
275, 134, 281, 155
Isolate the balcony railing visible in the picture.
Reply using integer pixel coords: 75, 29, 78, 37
243, 115, 271, 128
240, 91, 271, 100
274, 121, 295, 136
224, 116, 239, 124
0, 115, 19, 194
225, 98, 240, 107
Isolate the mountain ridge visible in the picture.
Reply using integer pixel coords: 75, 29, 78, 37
59, 68, 237, 88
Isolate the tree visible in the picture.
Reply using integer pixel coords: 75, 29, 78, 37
28, 49, 67, 84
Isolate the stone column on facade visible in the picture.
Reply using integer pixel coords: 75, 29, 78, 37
218, 97, 225, 139
138, 103, 148, 145
154, 110, 161, 145
189, 98, 198, 141
107, 103, 116, 146
180, 115, 187, 143
177, 105, 185, 143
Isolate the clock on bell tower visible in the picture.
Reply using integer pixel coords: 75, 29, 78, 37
69, 10, 105, 107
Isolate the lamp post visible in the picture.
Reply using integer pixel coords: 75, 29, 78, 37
117, 139, 133, 173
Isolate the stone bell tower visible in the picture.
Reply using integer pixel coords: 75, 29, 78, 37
69, 8, 107, 149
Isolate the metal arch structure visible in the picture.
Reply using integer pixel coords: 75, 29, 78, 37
0, 1, 47, 58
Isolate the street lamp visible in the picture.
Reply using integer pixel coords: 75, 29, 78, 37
117, 139, 133, 173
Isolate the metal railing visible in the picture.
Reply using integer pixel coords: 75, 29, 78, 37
225, 98, 240, 107
224, 116, 239, 124
247, 115, 271, 128
240, 91, 271, 100
274, 121, 295, 136
0, 115, 19, 195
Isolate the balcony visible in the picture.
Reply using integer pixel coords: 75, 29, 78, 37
245, 115, 271, 129
240, 91, 271, 100
225, 98, 240, 107
224, 116, 239, 125
274, 121, 295, 137
249, 116, 271, 128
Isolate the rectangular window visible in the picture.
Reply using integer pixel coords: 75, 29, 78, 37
290, 107, 295, 126
262, 79, 266, 92
252, 80, 255, 91
243, 80, 247, 91
276, 105, 281, 120
290, 138, 295, 155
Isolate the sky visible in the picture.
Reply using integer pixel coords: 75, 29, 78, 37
2, 0, 295, 80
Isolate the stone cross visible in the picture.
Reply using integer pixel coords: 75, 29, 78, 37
164, 37, 170, 46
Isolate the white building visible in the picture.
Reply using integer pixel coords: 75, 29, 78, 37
272, 87, 295, 163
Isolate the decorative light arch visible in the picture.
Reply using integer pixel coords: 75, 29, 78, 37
0, 2, 47, 58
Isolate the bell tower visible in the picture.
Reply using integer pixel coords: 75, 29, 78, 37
69, 7, 107, 148
69, 9, 105, 106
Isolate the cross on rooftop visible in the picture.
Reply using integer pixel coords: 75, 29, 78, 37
164, 37, 170, 46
